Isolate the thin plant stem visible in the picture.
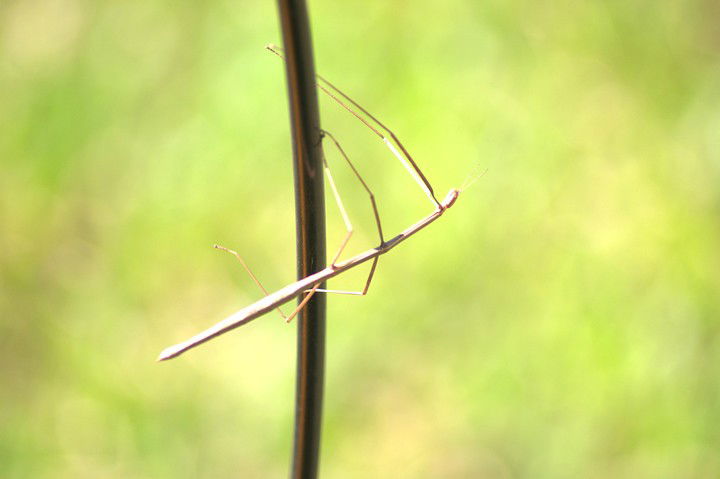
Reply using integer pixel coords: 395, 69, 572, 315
275, 1, 326, 478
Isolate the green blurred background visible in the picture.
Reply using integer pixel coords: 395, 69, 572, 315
2, 0, 719, 477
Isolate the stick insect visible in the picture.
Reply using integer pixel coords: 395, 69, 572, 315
158, 45, 464, 361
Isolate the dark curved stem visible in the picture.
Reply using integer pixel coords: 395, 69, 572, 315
275, 1, 326, 478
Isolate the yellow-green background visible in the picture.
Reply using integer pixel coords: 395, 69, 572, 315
2, 0, 719, 477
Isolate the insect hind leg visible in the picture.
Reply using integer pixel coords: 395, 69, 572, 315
312, 130, 383, 296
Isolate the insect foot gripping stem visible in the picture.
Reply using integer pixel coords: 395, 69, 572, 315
441, 189, 460, 210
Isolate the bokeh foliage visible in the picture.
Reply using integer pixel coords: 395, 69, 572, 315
1, 0, 719, 477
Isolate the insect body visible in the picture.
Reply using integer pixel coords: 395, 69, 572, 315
158, 46, 463, 361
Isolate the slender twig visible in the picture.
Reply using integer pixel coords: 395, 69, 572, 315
275, 1, 326, 478
160, 5, 466, 479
